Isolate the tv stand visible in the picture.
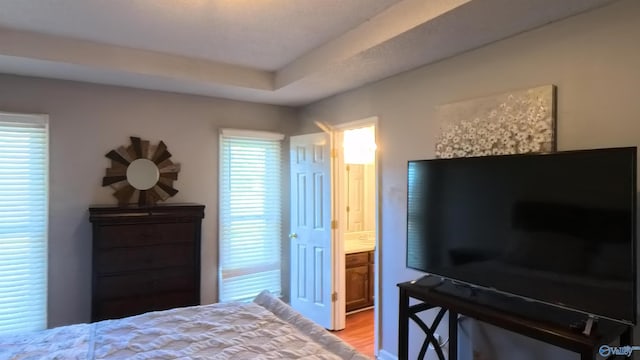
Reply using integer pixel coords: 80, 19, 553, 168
398, 280, 632, 360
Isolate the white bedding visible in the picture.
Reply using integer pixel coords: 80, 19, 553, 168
0, 291, 369, 360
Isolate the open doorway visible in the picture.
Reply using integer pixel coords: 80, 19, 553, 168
291, 118, 378, 356
333, 119, 378, 358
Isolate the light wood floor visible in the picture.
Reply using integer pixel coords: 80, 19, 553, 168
333, 309, 374, 358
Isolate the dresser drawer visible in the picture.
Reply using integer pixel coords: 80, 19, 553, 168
93, 291, 198, 321
95, 222, 195, 248
96, 243, 194, 274
95, 267, 196, 299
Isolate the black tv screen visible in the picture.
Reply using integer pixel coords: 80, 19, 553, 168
407, 147, 637, 324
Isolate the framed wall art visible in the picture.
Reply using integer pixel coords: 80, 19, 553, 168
435, 85, 556, 159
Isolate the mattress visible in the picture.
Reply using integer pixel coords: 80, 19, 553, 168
0, 291, 369, 360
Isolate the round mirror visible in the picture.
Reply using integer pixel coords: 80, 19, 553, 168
126, 158, 160, 190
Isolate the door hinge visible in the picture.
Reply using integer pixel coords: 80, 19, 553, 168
331, 220, 338, 229
346, 206, 350, 213
332, 292, 338, 302
331, 148, 338, 158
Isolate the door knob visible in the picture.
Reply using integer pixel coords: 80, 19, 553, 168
289, 233, 298, 239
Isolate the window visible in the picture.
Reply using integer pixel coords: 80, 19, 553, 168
0, 112, 48, 335
219, 129, 283, 302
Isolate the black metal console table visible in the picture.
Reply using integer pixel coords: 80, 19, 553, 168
398, 280, 632, 360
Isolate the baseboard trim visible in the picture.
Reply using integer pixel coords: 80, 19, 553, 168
377, 349, 398, 360
346, 306, 374, 316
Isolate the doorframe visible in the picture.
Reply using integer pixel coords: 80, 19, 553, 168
333, 116, 380, 355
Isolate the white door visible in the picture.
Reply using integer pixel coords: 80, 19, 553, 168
346, 164, 365, 232
290, 132, 335, 329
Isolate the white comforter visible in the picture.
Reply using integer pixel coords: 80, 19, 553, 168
0, 291, 369, 360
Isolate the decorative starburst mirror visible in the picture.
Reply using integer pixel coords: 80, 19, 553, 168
102, 136, 180, 206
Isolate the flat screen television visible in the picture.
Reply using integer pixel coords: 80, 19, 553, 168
406, 147, 637, 325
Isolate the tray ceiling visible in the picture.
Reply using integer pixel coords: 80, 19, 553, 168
0, 0, 619, 105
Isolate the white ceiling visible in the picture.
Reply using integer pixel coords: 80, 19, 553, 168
0, 0, 619, 106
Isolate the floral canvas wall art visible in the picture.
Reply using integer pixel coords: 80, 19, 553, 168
435, 85, 556, 158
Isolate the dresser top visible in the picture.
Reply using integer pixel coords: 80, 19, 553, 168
90, 202, 204, 209
89, 203, 205, 222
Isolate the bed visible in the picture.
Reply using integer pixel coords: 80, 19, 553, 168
0, 291, 369, 360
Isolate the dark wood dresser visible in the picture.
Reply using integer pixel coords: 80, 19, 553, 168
89, 203, 205, 322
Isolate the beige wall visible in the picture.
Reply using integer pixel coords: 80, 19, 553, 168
299, 0, 640, 358
0, 74, 297, 327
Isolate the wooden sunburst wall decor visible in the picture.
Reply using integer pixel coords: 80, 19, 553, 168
102, 136, 180, 206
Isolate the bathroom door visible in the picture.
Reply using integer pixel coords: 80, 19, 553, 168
289, 132, 336, 329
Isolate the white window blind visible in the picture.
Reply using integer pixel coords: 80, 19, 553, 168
0, 113, 48, 335
219, 129, 283, 302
